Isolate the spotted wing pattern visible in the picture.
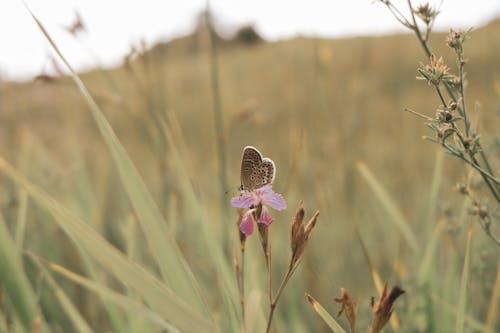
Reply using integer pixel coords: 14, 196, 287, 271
240, 146, 276, 191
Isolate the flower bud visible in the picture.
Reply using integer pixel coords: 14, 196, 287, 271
371, 283, 405, 333
290, 202, 319, 267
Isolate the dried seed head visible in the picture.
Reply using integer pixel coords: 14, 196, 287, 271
333, 288, 358, 333
443, 110, 453, 121
455, 183, 469, 196
371, 283, 405, 333
290, 203, 319, 267
471, 202, 489, 220
437, 125, 455, 141
436, 108, 452, 122
413, 3, 439, 25
417, 55, 454, 86
290, 202, 305, 253
446, 29, 471, 55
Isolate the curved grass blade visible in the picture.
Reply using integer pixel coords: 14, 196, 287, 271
162, 115, 241, 331
306, 294, 346, 333
356, 162, 418, 252
30, 254, 180, 333
0, 213, 43, 332
14, 190, 28, 251
22, 2, 207, 314
0, 158, 214, 332
27, 253, 93, 333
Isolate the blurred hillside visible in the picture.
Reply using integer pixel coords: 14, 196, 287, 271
1, 18, 498, 207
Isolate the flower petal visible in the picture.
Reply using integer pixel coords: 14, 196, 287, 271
231, 192, 255, 208
254, 184, 273, 196
262, 189, 287, 211
258, 207, 274, 226
240, 210, 255, 236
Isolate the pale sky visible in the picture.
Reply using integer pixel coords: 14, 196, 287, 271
1, 0, 499, 80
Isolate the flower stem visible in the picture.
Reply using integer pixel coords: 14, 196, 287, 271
266, 248, 273, 305
240, 249, 246, 333
264, 260, 300, 333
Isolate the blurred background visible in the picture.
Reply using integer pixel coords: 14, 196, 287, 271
0, 1, 499, 332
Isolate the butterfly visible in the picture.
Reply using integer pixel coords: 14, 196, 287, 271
239, 146, 276, 191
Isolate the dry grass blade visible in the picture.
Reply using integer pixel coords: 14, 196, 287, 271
456, 226, 473, 333
22, 2, 207, 314
356, 162, 418, 252
357, 231, 384, 292
306, 294, 347, 333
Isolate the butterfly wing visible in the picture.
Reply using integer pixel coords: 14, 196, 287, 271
259, 158, 276, 187
240, 146, 263, 191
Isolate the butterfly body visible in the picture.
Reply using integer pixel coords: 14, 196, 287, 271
240, 146, 276, 191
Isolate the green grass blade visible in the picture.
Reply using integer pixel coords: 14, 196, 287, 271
356, 162, 418, 252
23, 3, 207, 313
426, 151, 443, 229
163, 114, 240, 330
0, 158, 214, 332
306, 294, 346, 333
430, 293, 485, 331
28, 253, 93, 333
456, 227, 473, 333
0, 212, 41, 331
417, 216, 447, 284
31, 254, 180, 333
14, 190, 28, 251
485, 258, 500, 332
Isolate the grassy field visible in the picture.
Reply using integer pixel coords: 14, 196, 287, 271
0, 6, 499, 333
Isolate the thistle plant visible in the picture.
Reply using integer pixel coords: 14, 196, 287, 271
376, 0, 500, 244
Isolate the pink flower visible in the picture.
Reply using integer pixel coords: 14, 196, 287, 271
240, 209, 255, 236
231, 185, 286, 236
258, 207, 273, 225
231, 185, 286, 210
